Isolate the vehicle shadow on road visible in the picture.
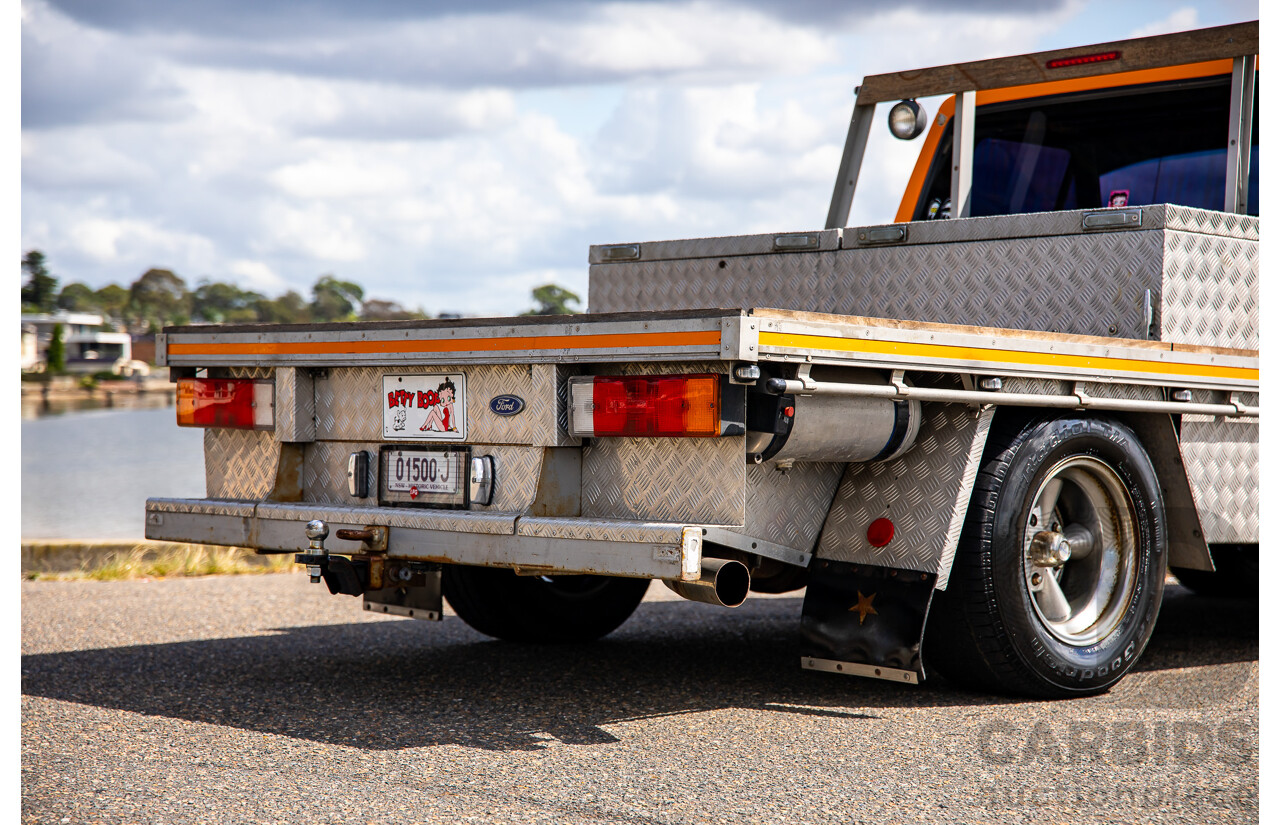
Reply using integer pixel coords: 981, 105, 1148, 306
21, 584, 1256, 752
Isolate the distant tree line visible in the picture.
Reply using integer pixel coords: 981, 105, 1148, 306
21, 250, 581, 331
521, 284, 581, 316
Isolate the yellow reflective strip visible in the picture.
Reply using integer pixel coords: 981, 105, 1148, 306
758, 331, 1258, 382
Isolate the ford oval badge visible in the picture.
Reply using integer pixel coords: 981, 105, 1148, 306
489, 394, 525, 416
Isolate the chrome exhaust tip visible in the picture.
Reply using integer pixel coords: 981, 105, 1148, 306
663, 558, 751, 608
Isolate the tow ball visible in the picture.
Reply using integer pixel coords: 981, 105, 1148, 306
294, 519, 374, 596
295, 519, 330, 583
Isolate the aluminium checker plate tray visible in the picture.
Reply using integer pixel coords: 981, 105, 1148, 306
589, 205, 1257, 351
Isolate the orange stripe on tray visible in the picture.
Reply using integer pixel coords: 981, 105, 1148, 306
167, 330, 723, 357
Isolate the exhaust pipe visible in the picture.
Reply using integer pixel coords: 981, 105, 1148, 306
663, 558, 751, 608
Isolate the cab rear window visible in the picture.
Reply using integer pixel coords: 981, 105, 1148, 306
913, 75, 1259, 219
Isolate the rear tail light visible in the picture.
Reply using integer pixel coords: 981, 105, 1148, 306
177, 378, 274, 430
568, 374, 723, 437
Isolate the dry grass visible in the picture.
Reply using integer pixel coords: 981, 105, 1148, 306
24, 542, 298, 581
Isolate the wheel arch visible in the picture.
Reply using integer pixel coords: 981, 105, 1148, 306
1107, 411, 1214, 573
931, 406, 1213, 592
982, 407, 1209, 565
812, 402, 1213, 596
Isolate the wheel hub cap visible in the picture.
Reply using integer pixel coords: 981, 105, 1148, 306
1028, 530, 1072, 568
1022, 456, 1139, 645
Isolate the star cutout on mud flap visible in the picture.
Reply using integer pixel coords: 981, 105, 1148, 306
849, 590, 878, 625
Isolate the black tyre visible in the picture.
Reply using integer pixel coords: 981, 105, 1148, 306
1171, 543, 1259, 599
926, 415, 1167, 698
442, 565, 650, 643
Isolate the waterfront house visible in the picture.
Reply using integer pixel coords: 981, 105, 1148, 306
20, 311, 133, 374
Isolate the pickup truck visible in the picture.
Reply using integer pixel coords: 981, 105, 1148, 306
147, 21, 1258, 698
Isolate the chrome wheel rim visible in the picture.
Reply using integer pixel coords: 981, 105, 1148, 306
1022, 456, 1139, 646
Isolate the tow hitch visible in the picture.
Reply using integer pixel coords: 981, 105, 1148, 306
296, 519, 330, 583
295, 518, 443, 619
294, 519, 366, 596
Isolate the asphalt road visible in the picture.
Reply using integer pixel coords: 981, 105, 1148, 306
22, 572, 1257, 824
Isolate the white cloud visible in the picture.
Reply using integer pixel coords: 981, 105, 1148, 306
848, 1, 1088, 72
269, 154, 417, 201
569, 3, 834, 77
143, 3, 837, 90
590, 84, 834, 203
175, 67, 518, 142
58, 214, 218, 278
21, 129, 157, 189
258, 201, 367, 262
73, 218, 125, 261
229, 259, 285, 293
1128, 7, 1199, 39
22, 0, 188, 128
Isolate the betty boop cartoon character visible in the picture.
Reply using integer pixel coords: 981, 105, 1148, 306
419, 378, 458, 433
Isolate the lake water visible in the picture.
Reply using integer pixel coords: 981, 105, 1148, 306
22, 405, 207, 540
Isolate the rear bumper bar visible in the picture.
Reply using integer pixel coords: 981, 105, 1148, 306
145, 498, 710, 581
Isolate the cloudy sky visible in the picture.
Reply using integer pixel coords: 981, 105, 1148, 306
21, 0, 1258, 316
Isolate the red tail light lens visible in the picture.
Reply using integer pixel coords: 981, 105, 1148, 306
569, 374, 721, 437
176, 378, 274, 430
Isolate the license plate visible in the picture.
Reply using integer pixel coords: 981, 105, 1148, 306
379, 446, 470, 509
385, 450, 459, 494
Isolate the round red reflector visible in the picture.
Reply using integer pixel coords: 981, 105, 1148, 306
784, 405, 795, 417
867, 517, 895, 547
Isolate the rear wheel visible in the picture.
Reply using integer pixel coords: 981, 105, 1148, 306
926, 415, 1167, 698
442, 565, 650, 643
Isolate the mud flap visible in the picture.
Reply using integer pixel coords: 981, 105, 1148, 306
800, 560, 936, 684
